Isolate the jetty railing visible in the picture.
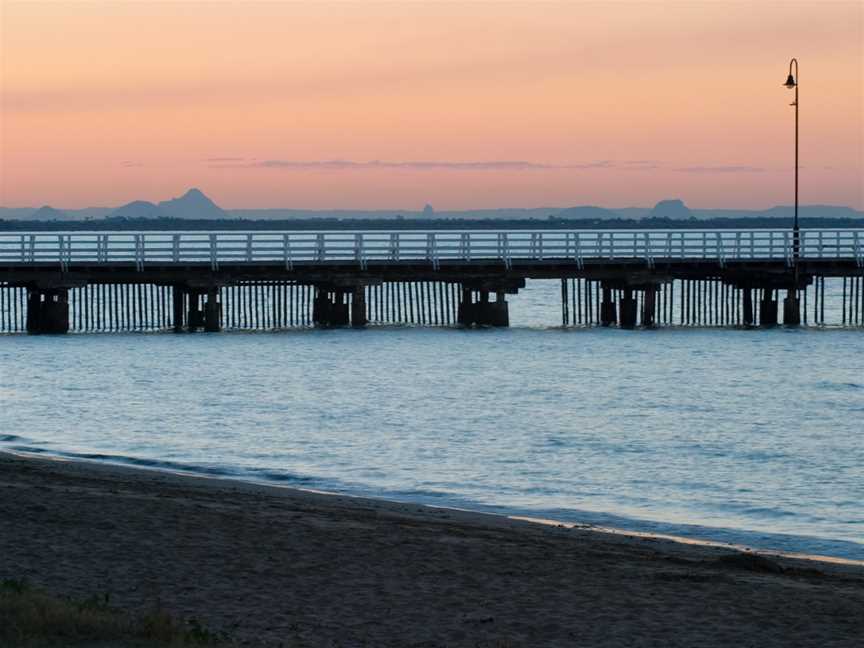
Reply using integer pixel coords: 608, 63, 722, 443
1, 229, 862, 270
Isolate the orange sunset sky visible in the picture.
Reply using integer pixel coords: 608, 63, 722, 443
1, 1, 861, 210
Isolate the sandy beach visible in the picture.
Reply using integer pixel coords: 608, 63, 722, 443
1, 452, 862, 647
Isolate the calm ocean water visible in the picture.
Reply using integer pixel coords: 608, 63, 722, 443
1, 280, 862, 559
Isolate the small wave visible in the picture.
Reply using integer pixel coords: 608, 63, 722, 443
392, 489, 449, 499
245, 469, 315, 484
0, 434, 26, 443
4, 446, 322, 489
815, 380, 863, 391
3, 446, 237, 479
73, 453, 235, 477
8, 445, 46, 454
740, 506, 798, 519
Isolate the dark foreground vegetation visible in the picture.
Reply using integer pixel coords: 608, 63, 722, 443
0, 216, 861, 232
0, 579, 228, 647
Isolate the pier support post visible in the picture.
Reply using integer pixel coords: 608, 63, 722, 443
313, 288, 349, 327
187, 291, 204, 332
642, 287, 657, 328
332, 291, 350, 327
350, 286, 367, 328
760, 289, 778, 327
477, 291, 509, 327
44, 289, 69, 334
204, 288, 221, 332
783, 289, 800, 326
172, 286, 185, 332
743, 288, 754, 326
26, 289, 42, 333
619, 289, 637, 329
313, 288, 332, 327
601, 287, 617, 327
476, 290, 490, 326
457, 287, 509, 327
457, 287, 475, 326
26, 288, 69, 334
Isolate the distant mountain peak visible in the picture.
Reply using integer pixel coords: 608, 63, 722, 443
31, 205, 67, 220
554, 205, 618, 220
158, 188, 228, 219
108, 200, 163, 220
650, 199, 693, 220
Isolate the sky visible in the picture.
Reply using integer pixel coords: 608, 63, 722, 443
1, 0, 861, 210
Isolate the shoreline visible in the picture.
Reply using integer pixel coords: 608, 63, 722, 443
2, 451, 863, 646
3, 446, 861, 565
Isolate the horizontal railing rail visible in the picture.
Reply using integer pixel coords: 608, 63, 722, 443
0, 230, 862, 271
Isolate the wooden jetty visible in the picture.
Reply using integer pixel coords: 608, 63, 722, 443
1, 229, 862, 334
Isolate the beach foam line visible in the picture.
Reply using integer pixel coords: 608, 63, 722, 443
510, 515, 864, 567
3, 446, 862, 569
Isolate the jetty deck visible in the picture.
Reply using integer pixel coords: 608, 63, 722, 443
1, 229, 862, 333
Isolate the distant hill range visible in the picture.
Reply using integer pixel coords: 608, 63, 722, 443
1, 189, 861, 228
108, 188, 229, 220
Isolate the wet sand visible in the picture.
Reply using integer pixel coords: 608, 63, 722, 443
1, 452, 862, 647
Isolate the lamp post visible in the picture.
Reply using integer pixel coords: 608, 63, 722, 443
783, 59, 801, 325
784, 59, 799, 263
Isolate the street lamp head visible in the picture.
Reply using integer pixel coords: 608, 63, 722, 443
784, 74, 796, 88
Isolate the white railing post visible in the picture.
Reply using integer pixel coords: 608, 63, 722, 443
247, 233, 254, 262
355, 233, 366, 269
316, 233, 325, 262
460, 233, 471, 261
209, 233, 218, 271
173, 234, 180, 262
135, 233, 145, 271
716, 232, 725, 268
574, 232, 583, 269
58, 234, 68, 272
283, 233, 293, 270
853, 231, 862, 267
499, 232, 510, 269
427, 232, 439, 270
643, 232, 653, 267
389, 233, 400, 261
818, 230, 824, 259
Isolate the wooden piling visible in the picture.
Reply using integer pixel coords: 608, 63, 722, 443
351, 286, 367, 327
783, 289, 801, 326
842, 277, 847, 325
